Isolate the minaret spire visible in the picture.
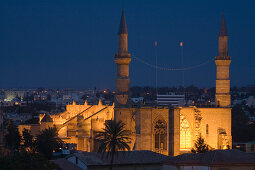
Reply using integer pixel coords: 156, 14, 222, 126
118, 9, 128, 34
217, 11, 229, 57
219, 12, 228, 36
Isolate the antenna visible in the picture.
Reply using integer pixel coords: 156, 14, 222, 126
180, 41, 184, 88
180, 41, 186, 104
155, 41, 158, 104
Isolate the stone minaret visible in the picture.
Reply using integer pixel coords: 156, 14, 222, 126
215, 13, 231, 107
114, 10, 131, 106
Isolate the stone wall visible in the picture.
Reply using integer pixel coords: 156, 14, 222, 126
177, 106, 232, 152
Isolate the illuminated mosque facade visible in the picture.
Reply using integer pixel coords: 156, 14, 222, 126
20, 10, 232, 156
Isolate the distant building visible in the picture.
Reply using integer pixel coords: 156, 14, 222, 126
0, 111, 3, 154
4, 90, 26, 101
5, 112, 33, 124
131, 97, 144, 103
156, 94, 185, 106
246, 96, 255, 107
0, 111, 3, 126
233, 141, 255, 153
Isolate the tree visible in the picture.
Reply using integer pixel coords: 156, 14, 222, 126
5, 120, 21, 154
95, 120, 131, 170
191, 136, 209, 153
231, 104, 253, 142
0, 152, 58, 170
81, 94, 88, 101
22, 128, 36, 152
36, 127, 63, 159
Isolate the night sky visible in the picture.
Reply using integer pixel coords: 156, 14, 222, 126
0, 0, 254, 89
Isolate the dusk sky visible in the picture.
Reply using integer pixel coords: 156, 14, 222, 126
0, 0, 254, 89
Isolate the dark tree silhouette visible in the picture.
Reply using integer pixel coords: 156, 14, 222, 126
36, 127, 63, 159
95, 120, 130, 170
231, 104, 255, 142
22, 128, 35, 152
5, 120, 21, 154
0, 152, 58, 170
191, 136, 210, 153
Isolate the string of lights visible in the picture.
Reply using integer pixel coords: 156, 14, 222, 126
132, 55, 214, 71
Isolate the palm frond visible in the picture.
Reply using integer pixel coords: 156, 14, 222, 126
94, 120, 131, 163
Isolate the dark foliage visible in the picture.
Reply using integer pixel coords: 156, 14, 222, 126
232, 104, 255, 142
21, 118, 39, 125
22, 129, 36, 152
191, 136, 209, 153
81, 94, 88, 101
95, 120, 130, 170
0, 152, 58, 170
4, 120, 21, 153
36, 127, 64, 159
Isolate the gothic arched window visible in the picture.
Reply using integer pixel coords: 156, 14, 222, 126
180, 114, 191, 150
154, 120, 167, 150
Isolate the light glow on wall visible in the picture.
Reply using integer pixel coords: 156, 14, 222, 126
180, 114, 191, 150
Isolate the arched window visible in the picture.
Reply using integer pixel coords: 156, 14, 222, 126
180, 114, 191, 150
154, 120, 167, 150
58, 126, 67, 138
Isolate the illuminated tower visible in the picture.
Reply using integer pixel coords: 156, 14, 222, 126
215, 13, 231, 107
114, 10, 131, 106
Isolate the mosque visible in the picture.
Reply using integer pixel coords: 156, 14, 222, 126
20, 10, 232, 156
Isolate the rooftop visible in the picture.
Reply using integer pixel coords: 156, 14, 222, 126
164, 149, 255, 166
67, 150, 167, 166
51, 158, 82, 170
41, 113, 53, 122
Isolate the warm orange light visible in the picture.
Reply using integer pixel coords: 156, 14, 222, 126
180, 41, 183, 47
180, 114, 191, 150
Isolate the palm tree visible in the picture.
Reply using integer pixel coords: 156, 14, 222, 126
22, 128, 36, 153
36, 127, 63, 159
95, 120, 130, 170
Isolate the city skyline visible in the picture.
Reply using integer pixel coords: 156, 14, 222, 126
0, 0, 254, 89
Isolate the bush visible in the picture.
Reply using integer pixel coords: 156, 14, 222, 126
0, 152, 58, 170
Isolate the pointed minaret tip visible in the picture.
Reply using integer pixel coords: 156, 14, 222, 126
98, 98, 103, 106
72, 100, 76, 105
118, 9, 128, 34
219, 11, 228, 36
84, 100, 88, 106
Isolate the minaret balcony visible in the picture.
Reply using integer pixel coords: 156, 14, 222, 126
215, 56, 231, 60
115, 53, 131, 58
215, 59, 231, 66
114, 55, 131, 64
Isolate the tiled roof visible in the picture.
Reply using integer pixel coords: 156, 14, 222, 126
68, 152, 104, 165
41, 113, 53, 122
52, 158, 82, 170
68, 150, 167, 166
164, 150, 255, 166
